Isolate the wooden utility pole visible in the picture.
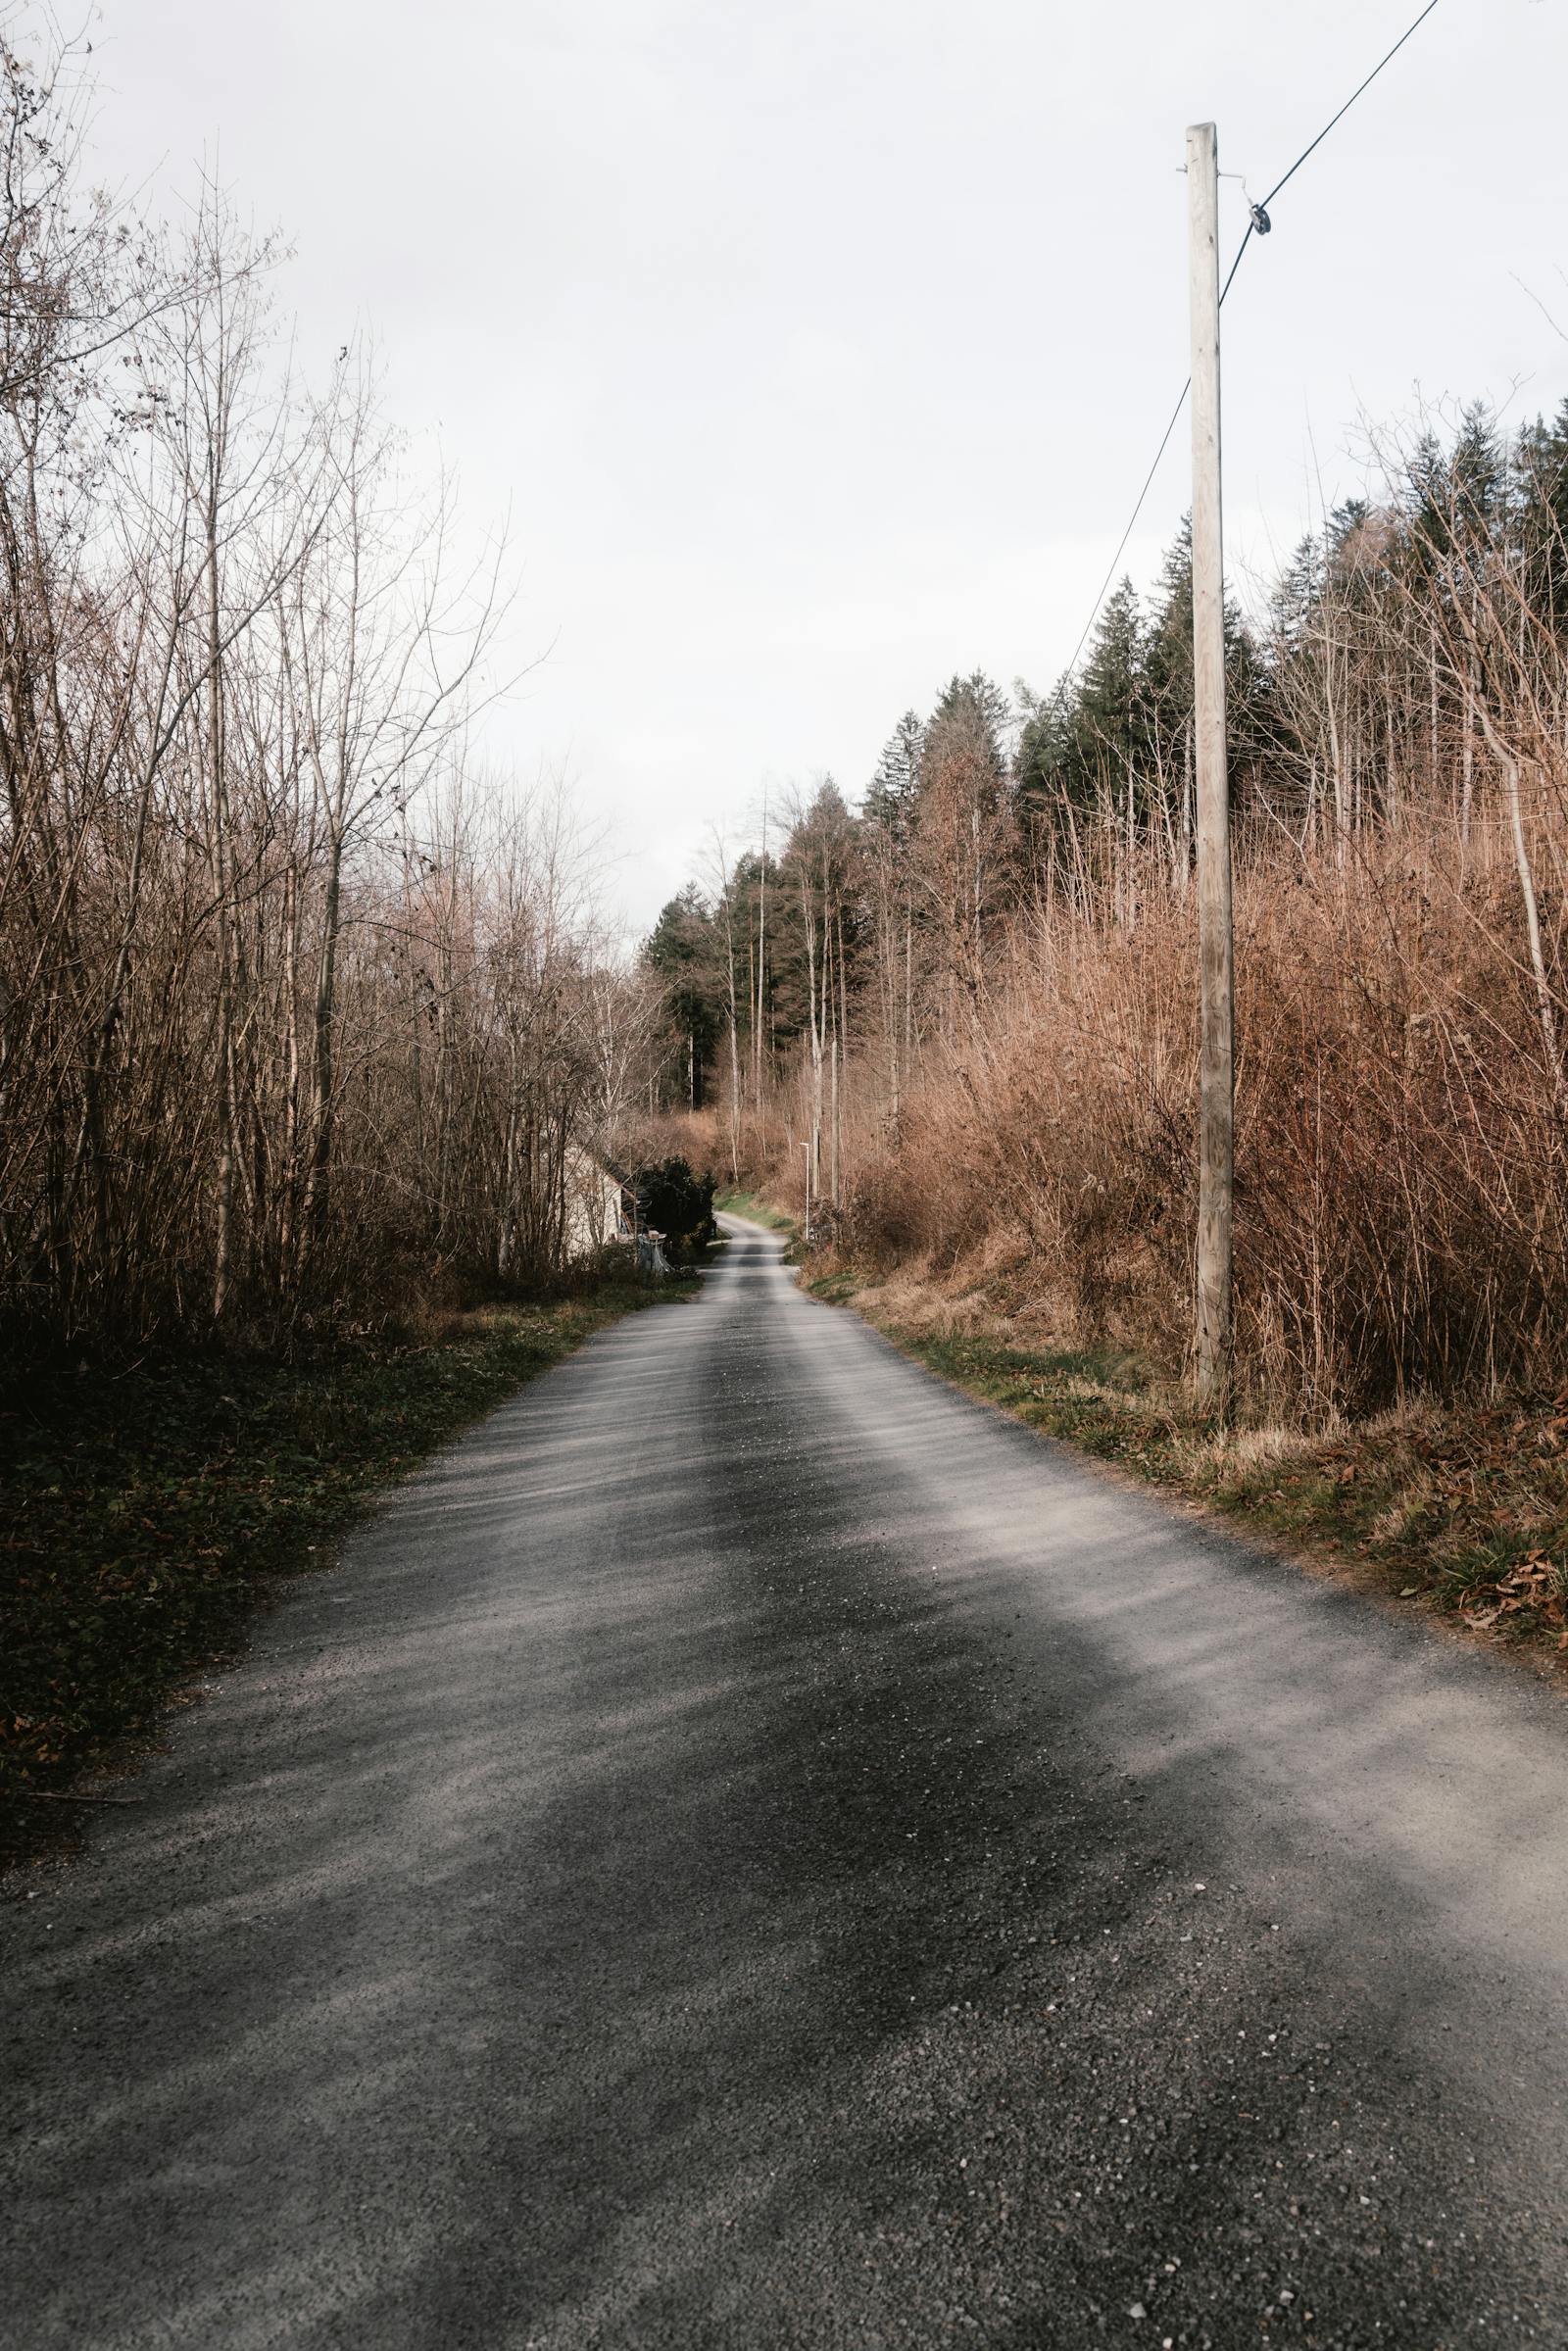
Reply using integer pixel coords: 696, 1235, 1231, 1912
1187, 121, 1234, 1409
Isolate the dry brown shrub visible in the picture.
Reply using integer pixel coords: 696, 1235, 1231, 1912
841, 795, 1568, 1422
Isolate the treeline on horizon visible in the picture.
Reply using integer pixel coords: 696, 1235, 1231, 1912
642, 401, 1568, 1416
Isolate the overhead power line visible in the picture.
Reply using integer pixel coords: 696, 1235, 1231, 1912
1057, 0, 1444, 689
1060, 377, 1200, 682
1258, 0, 1443, 214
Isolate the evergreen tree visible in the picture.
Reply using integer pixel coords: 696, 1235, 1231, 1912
863, 710, 924, 842
927, 670, 1012, 786
1018, 576, 1149, 828
1017, 527, 1272, 860
914, 677, 1018, 991
1513, 399, 1568, 630
643, 885, 724, 1107
1269, 533, 1326, 658
1404, 406, 1504, 593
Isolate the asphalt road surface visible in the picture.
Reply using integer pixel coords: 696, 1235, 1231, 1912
7, 1217, 1568, 2350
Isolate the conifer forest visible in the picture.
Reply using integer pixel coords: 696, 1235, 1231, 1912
643, 427, 1568, 1420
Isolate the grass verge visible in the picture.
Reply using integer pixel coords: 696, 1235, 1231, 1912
1, 1276, 698, 1864
714, 1188, 796, 1233
805, 1265, 1568, 1671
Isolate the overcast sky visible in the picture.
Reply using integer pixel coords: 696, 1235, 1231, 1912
82, 0, 1568, 934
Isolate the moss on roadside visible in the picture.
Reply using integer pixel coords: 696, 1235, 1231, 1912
807, 1270, 1568, 1667
1, 1278, 698, 1859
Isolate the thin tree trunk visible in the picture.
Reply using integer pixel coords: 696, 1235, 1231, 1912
1477, 701, 1566, 1116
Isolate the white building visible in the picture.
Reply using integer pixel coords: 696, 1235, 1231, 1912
563, 1148, 638, 1260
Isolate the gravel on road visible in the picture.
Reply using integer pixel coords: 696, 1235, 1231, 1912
5, 1217, 1568, 2348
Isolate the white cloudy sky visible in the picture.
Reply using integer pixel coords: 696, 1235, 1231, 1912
80, 0, 1568, 933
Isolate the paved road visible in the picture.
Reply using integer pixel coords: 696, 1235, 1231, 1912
6, 1219, 1568, 2349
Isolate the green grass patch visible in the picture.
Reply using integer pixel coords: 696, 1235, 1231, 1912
1, 1277, 697, 1859
806, 1269, 862, 1306
862, 1309, 1568, 1662
885, 1325, 1182, 1476
715, 1189, 796, 1233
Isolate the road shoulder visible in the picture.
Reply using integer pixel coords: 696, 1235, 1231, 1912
777, 1240, 1568, 1691
1, 1273, 703, 1871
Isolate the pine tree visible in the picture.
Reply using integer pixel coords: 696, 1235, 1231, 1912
1013, 579, 1147, 872
1067, 577, 1150, 807
928, 670, 1012, 784
1514, 399, 1568, 631
864, 710, 924, 841
643, 885, 724, 1108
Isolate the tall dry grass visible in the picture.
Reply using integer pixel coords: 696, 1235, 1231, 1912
837, 787, 1568, 1420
